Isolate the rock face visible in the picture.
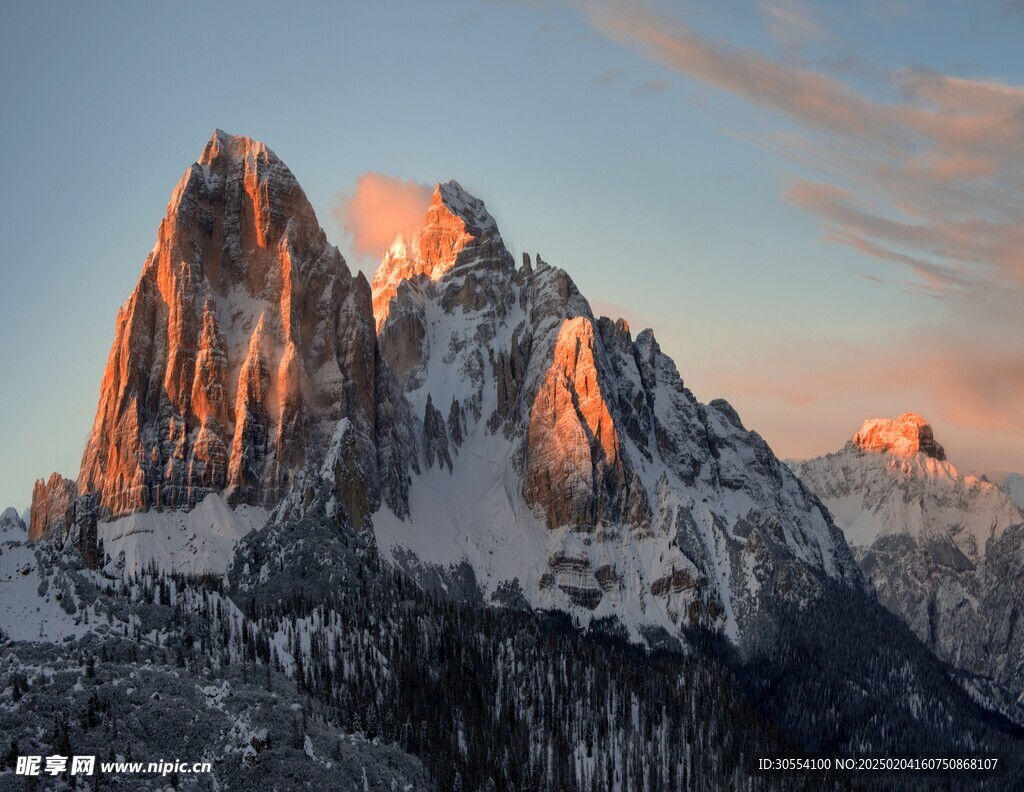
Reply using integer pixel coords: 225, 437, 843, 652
852, 412, 945, 460
792, 418, 1024, 702
372, 182, 505, 331
29, 473, 77, 541
371, 181, 862, 643
27, 475, 100, 568
76, 131, 409, 519
523, 316, 648, 532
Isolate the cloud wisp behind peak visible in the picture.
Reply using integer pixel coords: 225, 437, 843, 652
333, 173, 433, 261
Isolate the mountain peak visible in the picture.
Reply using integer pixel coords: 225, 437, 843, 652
0, 507, 25, 532
371, 179, 512, 328
433, 180, 498, 236
851, 412, 946, 460
76, 132, 391, 519
199, 129, 277, 167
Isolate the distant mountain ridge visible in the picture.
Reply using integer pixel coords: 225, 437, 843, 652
792, 415, 1024, 709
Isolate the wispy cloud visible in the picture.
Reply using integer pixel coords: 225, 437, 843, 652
706, 311, 1024, 470
582, 1, 1024, 298
757, 0, 825, 48
578, 0, 1024, 460
333, 173, 433, 261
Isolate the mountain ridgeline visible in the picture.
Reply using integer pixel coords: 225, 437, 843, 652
12, 132, 1024, 790
39, 129, 862, 647
793, 413, 1024, 720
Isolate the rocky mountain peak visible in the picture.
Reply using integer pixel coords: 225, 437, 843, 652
76, 131, 405, 520
373, 187, 861, 636
199, 129, 272, 167
794, 414, 1024, 693
0, 507, 26, 534
29, 473, 77, 541
433, 180, 499, 238
371, 181, 512, 329
851, 412, 945, 460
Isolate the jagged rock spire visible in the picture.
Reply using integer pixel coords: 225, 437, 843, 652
77, 131, 404, 518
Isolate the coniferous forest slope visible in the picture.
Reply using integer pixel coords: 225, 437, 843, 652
3, 133, 1023, 790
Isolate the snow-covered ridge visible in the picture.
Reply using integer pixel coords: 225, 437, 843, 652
1001, 472, 1024, 511
791, 416, 1024, 696
370, 182, 862, 645
792, 429, 1020, 557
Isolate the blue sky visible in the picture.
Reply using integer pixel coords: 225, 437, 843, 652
2, 0, 1023, 509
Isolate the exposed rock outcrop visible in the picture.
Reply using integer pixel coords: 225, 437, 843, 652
523, 316, 648, 531
76, 131, 409, 519
371, 181, 509, 330
852, 412, 945, 460
29, 473, 77, 541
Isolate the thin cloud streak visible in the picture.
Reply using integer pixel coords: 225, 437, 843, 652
579, 0, 1024, 464
582, 1, 1024, 294
757, 0, 825, 48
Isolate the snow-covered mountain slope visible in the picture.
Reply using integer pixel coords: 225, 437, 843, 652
792, 414, 1024, 697
0, 516, 432, 790
97, 492, 267, 576
792, 414, 1020, 563
0, 507, 26, 538
0, 511, 92, 642
370, 181, 862, 645
1001, 472, 1024, 511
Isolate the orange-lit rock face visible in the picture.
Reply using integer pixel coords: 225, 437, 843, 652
852, 412, 946, 460
371, 181, 505, 330
29, 473, 77, 541
523, 317, 647, 531
78, 131, 380, 517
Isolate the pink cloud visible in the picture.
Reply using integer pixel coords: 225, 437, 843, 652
580, 2, 1024, 471
582, 2, 1024, 293
333, 173, 433, 260
704, 322, 1024, 471
587, 5, 887, 138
